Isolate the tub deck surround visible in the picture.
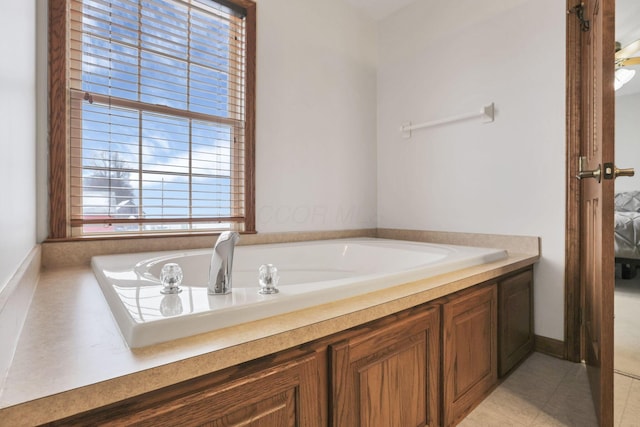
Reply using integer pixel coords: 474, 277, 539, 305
94, 239, 508, 347
0, 230, 539, 426
41, 228, 379, 269
377, 228, 541, 254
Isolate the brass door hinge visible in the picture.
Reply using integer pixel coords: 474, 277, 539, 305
568, 2, 590, 32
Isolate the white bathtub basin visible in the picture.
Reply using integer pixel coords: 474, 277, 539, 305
91, 238, 507, 347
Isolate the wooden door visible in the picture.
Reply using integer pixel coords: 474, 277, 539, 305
442, 283, 497, 427
330, 306, 440, 427
578, 0, 615, 425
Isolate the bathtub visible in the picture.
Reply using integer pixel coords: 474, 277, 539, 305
92, 238, 508, 348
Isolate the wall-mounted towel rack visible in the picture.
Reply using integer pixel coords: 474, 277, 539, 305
400, 102, 495, 138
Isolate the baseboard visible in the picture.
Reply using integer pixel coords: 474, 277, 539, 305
534, 335, 565, 359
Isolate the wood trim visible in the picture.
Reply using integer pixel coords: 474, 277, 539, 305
243, 0, 256, 233
217, 0, 256, 14
48, 0, 257, 238
595, 3, 617, 425
49, 0, 70, 239
534, 335, 566, 360
564, 0, 583, 363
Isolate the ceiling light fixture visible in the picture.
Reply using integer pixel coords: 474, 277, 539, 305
615, 68, 636, 91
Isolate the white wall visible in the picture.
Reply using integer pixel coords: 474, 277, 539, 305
377, 0, 566, 340
255, 0, 378, 232
615, 92, 640, 193
26, 0, 567, 340
0, 0, 37, 290
31, 0, 379, 237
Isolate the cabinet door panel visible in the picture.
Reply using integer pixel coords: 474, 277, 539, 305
499, 269, 534, 376
51, 353, 320, 427
136, 355, 318, 427
443, 284, 497, 427
453, 303, 494, 397
207, 389, 296, 427
331, 306, 440, 427
359, 340, 426, 426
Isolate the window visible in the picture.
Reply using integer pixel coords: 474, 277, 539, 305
49, 0, 255, 238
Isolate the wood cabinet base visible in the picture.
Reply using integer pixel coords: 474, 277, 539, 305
45, 268, 535, 427
499, 268, 534, 376
49, 352, 323, 427
443, 283, 498, 427
331, 306, 440, 427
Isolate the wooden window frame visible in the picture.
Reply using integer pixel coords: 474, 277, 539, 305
48, 0, 256, 239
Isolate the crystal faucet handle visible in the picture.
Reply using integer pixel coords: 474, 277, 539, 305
258, 264, 279, 294
160, 263, 183, 294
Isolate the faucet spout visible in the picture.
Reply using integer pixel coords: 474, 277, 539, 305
208, 231, 240, 295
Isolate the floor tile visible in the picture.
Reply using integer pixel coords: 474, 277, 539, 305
615, 276, 640, 378
470, 387, 545, 425
530, 355, 596, 426
618, 378, 640, 427
464, 353, 599, 427
615, 373, 633, 426
461, 353, 640, 427
530, 410, 597, 427
458, 403, 529, 427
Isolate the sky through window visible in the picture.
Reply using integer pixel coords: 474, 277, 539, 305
73, 0, 246, 234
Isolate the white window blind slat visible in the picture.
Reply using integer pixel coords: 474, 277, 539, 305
68, 0, 249, 236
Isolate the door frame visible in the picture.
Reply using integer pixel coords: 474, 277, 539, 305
565, 0, 584, 364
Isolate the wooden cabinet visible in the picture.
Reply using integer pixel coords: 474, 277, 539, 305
442, 283, 498, 427
330, 305, 440, 427
46, 268, 534, 427
48, 351, 323, 427
498, 268, 534, 376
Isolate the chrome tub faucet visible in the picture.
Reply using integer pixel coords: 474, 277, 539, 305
208, 231, 240, 295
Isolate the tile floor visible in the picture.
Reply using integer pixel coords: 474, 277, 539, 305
614, 275, 640, 378
459, 352, 640, 426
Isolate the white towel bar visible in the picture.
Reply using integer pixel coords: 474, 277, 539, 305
400, 103, 495, 138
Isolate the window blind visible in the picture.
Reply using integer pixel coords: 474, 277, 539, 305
66, 0, 253, 236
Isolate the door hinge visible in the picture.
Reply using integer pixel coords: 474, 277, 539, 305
568, 2, 590, 32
